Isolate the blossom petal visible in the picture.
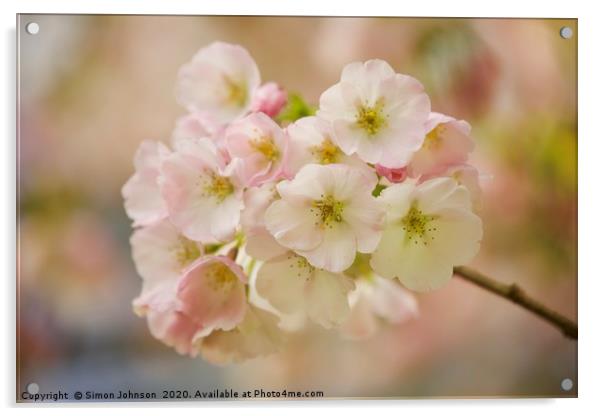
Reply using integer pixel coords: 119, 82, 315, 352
255, 252, 309, 314
305, 270, 355, 328
130, 219, 203, 291
264, 199, 322, 251
199, 305, 285, 365
122, 140, 170, 227
298, 223, 356, 272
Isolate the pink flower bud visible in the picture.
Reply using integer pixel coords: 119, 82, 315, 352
251, 82, 287, 117
375, 164, 408, 183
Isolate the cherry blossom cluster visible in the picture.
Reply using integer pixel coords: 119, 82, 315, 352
123, 42, 483, 364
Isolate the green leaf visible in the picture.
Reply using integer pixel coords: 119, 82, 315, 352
276, 93, 316, 124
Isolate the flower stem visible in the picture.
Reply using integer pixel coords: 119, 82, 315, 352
453, 266, 577, 339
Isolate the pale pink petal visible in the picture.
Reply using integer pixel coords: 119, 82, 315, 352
264, 199, 323, 251
245, 230, 288, 261
122, 140, 170, 227
330, 163, 378, 201
130, 218, 203, 292
342, 197, 385, 253
298, 223, 356, 272
240, 183, 278, 234
276, 164, 335, 203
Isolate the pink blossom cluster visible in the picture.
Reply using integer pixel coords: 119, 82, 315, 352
123, 42, 484, 364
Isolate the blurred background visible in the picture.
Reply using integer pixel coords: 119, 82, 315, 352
17, 15, 577, 399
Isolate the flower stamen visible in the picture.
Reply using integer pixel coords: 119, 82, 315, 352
287, 253, 316, 279
311, 195, 345, 228
401, 202, 438, 246
224, 76, 248, 108
424, 125, 446, 149
173, 236, 201, 267
205, 262, 237, 292
200, 171, 234, 203
356, 100, 387, 136
310, 137, 341, 164
250, 135, 280, 162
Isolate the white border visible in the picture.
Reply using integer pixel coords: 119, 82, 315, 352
3, 1, 600, 415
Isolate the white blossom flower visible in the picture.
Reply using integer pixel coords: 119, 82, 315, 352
371, 177, 483, 292
265, 164, 384, 272
318, 59, 430, 168
255, 251, 355, 328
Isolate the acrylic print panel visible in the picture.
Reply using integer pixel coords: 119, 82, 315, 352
17, 14, 577, 401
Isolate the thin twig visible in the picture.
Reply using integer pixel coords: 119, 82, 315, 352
453, 266, 577, 340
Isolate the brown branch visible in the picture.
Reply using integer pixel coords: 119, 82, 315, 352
453, 266, 577, 340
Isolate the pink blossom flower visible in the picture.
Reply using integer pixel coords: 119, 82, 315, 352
318, 59, 430, 168
177, 255, 248, 331
286, 116, 373, 177
264, 164, 384, 273
371, 178, 483, 292
159, 138, 244, 243
122, 140, 170, 227
197, 304, 285, 365
133, 282, 206, 357
256, 251, 355, 328
340, 275, 418, 340
133, 254, 249, 355
176, 42, 261, 124
240, 183, 288, 261
375, 164, 408, 183
408, 112, 475, 178
250, 82, 287, 117
130, 218, 203, 296
224, 112, 289, 187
